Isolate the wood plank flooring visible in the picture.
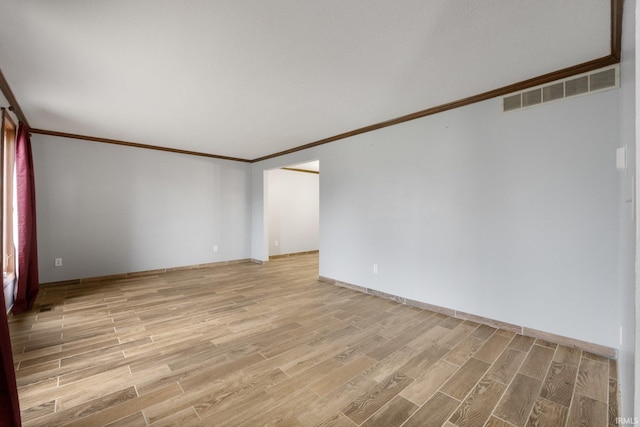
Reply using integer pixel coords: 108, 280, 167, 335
8, 254, 618, 426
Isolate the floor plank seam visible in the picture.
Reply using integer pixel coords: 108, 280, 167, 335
564, 353, 583, 425
492, 415, 519, 427
485, 342, 533, 427
524, 376, 547, 426
436, 389, 463, 401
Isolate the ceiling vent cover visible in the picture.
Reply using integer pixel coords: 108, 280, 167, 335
503, 65, 619, 112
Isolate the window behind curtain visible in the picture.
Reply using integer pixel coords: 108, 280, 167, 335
1, 109, 16, 312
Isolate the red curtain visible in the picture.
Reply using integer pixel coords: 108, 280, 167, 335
13, 123, 39, 314
0, 287, 20, 426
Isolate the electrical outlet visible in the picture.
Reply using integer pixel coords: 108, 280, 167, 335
275, 240, 279, 247
213, 245, 218, 252
55, 258, 62, 267
373, 264, 378, 274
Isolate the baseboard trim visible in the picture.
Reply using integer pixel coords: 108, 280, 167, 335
269, 250, 319, 260
320, 276, 617, 359
41, 258, 253, 286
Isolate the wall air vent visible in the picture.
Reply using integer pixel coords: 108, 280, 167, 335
503, 93, 522, 112
589, 67, 617, 91
522, 88, 542, 107
565, 75, 589, 97
503, 65, 619, 112
543, 82, 564, 102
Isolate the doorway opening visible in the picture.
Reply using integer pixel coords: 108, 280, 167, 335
265, 160, 319, 260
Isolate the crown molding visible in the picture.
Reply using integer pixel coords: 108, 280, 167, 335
30, 128, 251, 163
281, 167, 319, 175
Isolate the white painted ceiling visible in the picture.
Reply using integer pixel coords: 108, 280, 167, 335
0, 1, 611, 161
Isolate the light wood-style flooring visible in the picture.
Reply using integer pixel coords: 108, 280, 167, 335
9, 254, 618, 426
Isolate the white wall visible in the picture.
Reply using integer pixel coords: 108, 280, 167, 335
267, 168, 319, 256
254, 86, 622, 351
617, 0, 636, 417
322, 93, 620, 348
33, 135, 251, 283
632, 0, 640, 417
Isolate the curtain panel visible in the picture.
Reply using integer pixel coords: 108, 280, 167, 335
13, 123, 38, 314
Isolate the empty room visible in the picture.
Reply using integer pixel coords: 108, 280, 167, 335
0, 1, 637, 426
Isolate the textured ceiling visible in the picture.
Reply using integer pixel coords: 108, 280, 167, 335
0, 1, 613, 161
